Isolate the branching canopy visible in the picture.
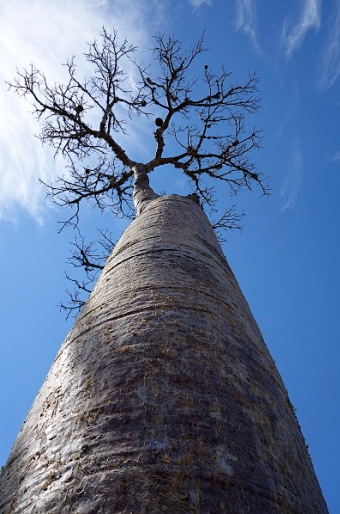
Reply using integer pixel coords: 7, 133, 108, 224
9, 28, 268, 315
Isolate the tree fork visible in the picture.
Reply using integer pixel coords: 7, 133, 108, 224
0, 190, 327, 513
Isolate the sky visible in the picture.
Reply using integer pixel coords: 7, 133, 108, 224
0, 0, 339, 510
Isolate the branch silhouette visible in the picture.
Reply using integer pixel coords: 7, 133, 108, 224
9, 28, 268, 315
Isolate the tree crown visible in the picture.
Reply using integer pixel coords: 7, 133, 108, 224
9, 28, 268, 315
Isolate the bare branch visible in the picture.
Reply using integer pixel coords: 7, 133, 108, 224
9, 29, 267, 215
9, 28, 268, 314
211, 205, 245, 244
60, 228, 117, 318
59, 273, 93, 320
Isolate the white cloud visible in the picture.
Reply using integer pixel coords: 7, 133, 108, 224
282, 0, 322, 58
280, 141, 302, 211
0, 0, 161, 222
234, 0, 263, 55
319, 0, 340, 88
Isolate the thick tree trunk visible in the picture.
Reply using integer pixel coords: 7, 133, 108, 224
0, 181, 327, 512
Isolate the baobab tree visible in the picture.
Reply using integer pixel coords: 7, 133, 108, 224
0, 29, 328, 513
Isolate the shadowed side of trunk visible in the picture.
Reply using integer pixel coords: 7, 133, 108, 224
0, 194, 328, 513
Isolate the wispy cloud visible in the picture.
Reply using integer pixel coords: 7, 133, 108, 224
319, 0, 340, 88
282, 0, 322, 58
329, 150, 340, 161
0, 0, 160, 223
188, 0, 212, 8
234, 0, 263, 55
280, 141, 303, 211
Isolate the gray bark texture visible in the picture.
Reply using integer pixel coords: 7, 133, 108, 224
0, 192, 328, 513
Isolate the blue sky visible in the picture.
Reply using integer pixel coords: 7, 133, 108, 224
0, 0, 339, 510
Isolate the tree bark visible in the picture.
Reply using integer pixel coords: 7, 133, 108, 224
0, 189, 328, 513
132, 163, 159, 215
